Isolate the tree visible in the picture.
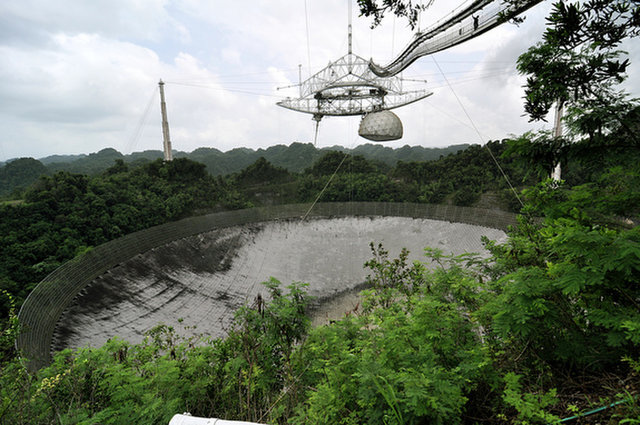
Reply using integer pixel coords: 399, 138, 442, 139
357, 0, 543, 29
235, 157, 290, 187
481, 175, 640, 372
517, 1, 640, 128
504, 1, 640, 178
357, 0, 427, 29
0, 158, 48, 198
305, 151, 380, 177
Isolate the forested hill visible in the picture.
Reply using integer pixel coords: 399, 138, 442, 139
0, 142, 469, 197
0, 158, 48, 198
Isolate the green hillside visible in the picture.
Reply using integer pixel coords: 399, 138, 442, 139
32, 142, 469, 177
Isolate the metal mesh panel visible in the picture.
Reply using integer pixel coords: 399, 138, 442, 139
17, 202, 517, 370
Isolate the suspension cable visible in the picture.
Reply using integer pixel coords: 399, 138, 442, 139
302, 151, 349, 221
304, 0, 312, 77
124, 87, 157, 154
431, 55, 525, 208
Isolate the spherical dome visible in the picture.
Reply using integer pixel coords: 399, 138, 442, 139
358, 110, 403, 142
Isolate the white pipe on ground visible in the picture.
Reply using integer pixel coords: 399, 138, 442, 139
169, 414, 266, 425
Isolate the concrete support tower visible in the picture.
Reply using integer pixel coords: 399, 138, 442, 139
159, 79, 173, 161
551, 101, 563, 180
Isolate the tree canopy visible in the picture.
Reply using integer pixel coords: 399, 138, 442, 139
517, 0, 640, 126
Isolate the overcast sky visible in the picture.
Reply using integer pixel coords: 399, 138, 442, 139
1, 0, 639, 161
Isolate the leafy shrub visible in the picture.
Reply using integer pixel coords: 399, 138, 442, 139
0, 280, 310, 425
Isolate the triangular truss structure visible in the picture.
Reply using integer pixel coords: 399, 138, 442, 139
277, 52, 432, 119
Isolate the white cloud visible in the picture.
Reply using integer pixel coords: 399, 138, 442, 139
221, 47, 242, 66
0, 0, 177, 42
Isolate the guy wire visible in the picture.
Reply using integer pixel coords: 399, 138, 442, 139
431, 55, 525, 208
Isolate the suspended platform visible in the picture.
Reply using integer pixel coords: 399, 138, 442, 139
276, 0, 433, 142
277, 52, 432, 118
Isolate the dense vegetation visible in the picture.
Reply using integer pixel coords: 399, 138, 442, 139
1, 0, 639, 423
0, 158, 48, 198
237, 140, 536, 207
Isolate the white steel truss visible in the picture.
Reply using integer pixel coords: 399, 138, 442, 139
277, 52, 432, 118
